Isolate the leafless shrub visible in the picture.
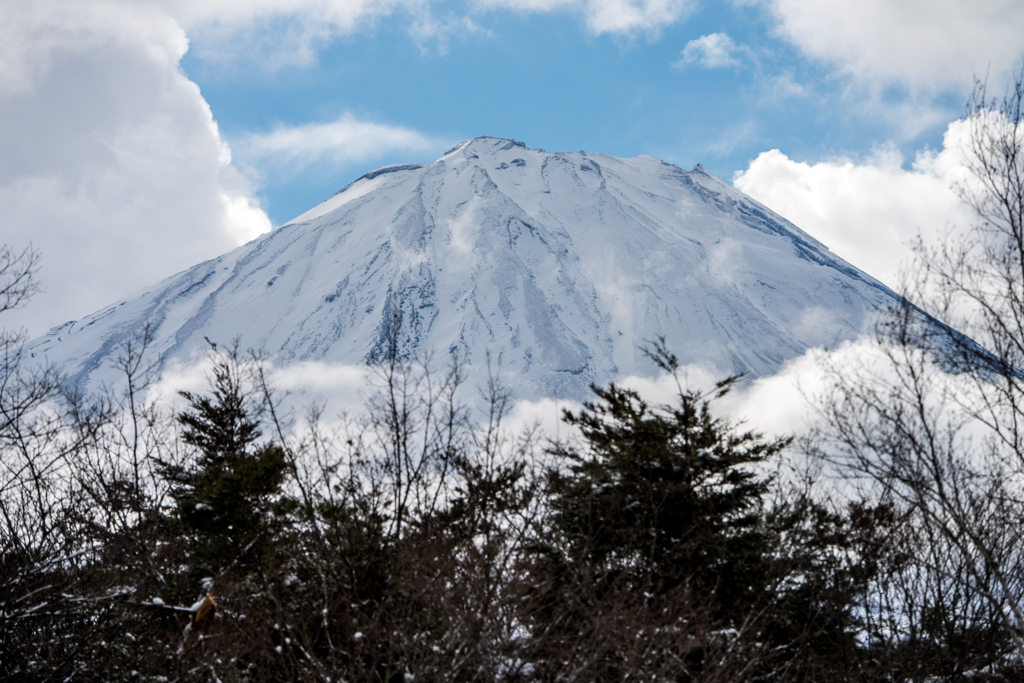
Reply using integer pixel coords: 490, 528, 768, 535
814, 66, 1024, 679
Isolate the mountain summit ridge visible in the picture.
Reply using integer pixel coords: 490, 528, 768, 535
29, 136, 898, 399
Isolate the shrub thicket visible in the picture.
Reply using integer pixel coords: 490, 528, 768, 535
0, 334, 968, 682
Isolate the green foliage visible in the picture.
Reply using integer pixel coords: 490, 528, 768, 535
544, 349, 787, 613
4, 334, 1016, 681
160, 343, 288, 568
520, 342, 879, 681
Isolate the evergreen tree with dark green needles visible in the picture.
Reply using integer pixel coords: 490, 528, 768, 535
161, 342, 287, 570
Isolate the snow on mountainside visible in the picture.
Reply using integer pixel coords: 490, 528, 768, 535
27, 137, 900, 399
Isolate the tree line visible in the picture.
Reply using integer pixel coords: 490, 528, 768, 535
1, 72, 1023, 681
0, 331, 914, 682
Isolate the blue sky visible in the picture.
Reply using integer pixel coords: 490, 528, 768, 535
181, 1, 965, 225
2, 0, 1023, 336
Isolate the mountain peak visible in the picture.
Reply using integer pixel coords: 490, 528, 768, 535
29, 141, 897, 399
443, 136, 530, 158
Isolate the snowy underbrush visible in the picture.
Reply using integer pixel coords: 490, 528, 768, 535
2, 337, 1022, 682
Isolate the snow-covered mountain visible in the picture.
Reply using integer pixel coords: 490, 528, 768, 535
28, 136, 899, 399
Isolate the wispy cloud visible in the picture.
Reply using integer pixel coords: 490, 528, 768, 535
703, 120, 758, 156
175, 0, 698, 64
167, 0, 408, 69
179, 0, 492, 67
474, 0, 696, 37
409, 12, 493, 56
755, 0, 1024, 93
673, 33, 749, 70
239, 114, 445, 174
583, 0, 695, 36
759, 71, 806, 101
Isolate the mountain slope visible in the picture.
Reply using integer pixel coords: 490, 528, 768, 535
28, 137, 899, 399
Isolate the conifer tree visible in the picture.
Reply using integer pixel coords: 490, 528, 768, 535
161, 343, 287, 569
521, 342, 800, 679
543, 345, 786, 617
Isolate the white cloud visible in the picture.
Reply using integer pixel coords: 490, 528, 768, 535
0, 0, 451, 339
732, 119, 976, 289
704, 120, 758, 156
168, 0, 408, 68
0, 1, 273, 338
584, 0, 694, 35
164, 0, 404, 29
162, 0, 487, 65
760, 71, 806, 100
758, 0, 1024, 92
474, 0, 576, 11
722, 346, 833, 440
136, 332, 922, 466
2, 1, 439, 76
608, 340, 907, 445
408, 14, 493, 56
239, 114, 444, 174
546, 351, 830, 445
674, 33, 746, 69
148, 356, 374, 419
721, 336, 1013, 492
474, 0, 695, 36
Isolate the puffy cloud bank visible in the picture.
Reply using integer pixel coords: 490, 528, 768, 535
733, 118, 977, 289
141, 340, 869, 454
0, 1, 442, 337
0, 2, 271, 336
